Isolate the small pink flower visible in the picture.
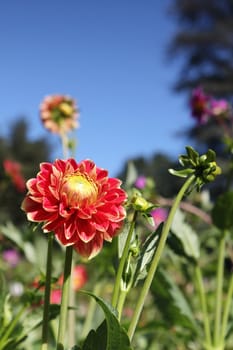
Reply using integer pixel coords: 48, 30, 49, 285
40, 94, 79, 134
210, 99, 230, 117
3, 249, 21, 267
3, 159, 26, 192
134, 176, 147, 189
50, 289, 62, 304
21, 158, 127, 259
150, 208, 168, 230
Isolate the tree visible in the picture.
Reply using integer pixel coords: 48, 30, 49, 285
0, 118, 51, 224
168, 0, 233, 98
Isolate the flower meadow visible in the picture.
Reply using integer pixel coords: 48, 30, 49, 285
1, 90, 233, 350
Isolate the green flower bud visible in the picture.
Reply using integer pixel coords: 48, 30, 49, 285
202, 161, 222, 183
131, 192, 152, 212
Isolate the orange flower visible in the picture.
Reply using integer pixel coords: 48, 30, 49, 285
58, 264, 88, 291
40, 94, 79, 134
21, 158, 127, 259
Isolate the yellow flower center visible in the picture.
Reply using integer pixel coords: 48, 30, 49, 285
59, 102, 73, 116
62, 173, 98, 208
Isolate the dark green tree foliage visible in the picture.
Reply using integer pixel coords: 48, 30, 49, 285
0, 118, 51, 225
169, 0, 233, 97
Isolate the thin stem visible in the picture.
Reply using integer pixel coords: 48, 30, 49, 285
56, 245, 73, 350
60, 132, 69, 159
68, 262, 75, 348
194, 264, 212, 347
221, 266, 233, 343
117, 250, 133, 321
127, 174, 196, 341
214, 230, 227, 347
41, 233, 54, 350
0, 305, 27, 349
117, 290, 128, 321
111, 211, 137, 308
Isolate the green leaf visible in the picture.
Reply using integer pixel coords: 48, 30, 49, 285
212, 191, 233, 230
79, 291, 132, 350
168, 168, 194, 178
205, 149, 216, 163
0, 223, 36, 263
151, 269, 199, 332
170, 209, 200, 262
186, 146, 199, 165
125, 161, 138, 188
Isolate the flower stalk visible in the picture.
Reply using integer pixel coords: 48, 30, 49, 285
56, 245, 73, 350
111, 211, 137, 310
127, 174, 196, 340
213, 230, 227, 348
41, 233, 54, 350
194, 264, 212, 347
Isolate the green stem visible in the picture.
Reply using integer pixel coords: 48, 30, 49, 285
127, 174, 196, 341
60, 132, 69, 159
117, 250, 133, 321
221, 264, 233, 344
194, 264, 212, 347
0, 305, 27, 349
111, 211, 137, 309
68, 262, 75, 348
56, 245, 73, 350
117, 289, 128, 321
214, 230, 227, 347
41, 233, 53, 350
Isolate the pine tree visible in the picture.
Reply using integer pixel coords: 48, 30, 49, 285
169, 0, 233, 98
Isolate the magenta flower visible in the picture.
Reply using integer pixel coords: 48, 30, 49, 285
134, 176, 147, 189
190, 87, 212, 124
3, 249, 21, 267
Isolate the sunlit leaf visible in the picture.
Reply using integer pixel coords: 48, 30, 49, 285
79, 291, 132, 350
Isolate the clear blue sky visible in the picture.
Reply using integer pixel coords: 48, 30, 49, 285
0, 0, 192, 176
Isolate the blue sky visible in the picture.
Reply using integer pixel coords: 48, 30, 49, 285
0, 0, 192, 176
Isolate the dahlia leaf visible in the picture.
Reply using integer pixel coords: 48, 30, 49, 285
211, 191, 233, 230
169, 209, 200, 262
151, 268, 198, 332
80, 291, 132, 350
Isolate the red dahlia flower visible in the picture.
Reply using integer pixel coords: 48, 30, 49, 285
40, 94, 79, 134
21, 158, 127, 259
3, 159, 26, 192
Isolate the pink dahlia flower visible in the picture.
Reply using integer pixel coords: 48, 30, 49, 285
190, 87, 212, 124
21, 158, 127, 259
40, 94, 79, 134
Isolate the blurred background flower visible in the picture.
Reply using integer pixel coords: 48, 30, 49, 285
40, 94, 79, 134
